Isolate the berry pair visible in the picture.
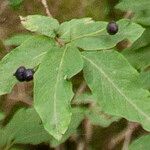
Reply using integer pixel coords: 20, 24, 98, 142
107, 21, 118, 35
14, 66, 34, 82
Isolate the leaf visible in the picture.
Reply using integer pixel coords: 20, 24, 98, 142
10, 146, 28, 150
0, 111, 4, 121
86, 107, 119, 127
133, 10, 150, 26
116, 0, 150, 12
73, 93, 96, 104
0, 36, 55, 96
139, 71, 150, 90
50, 107, 85, 147
58, 18, 144, 50
129, 135, 150, 150
115, 0, 150, 26
21, 15, 59, 38
34, 45, 83, 140
82, 50, 150, 132
123, 46, 150, 70
58, 18, 101, 42
0, 108, 51, 148
4, 34, 33, 46
122, 29, 150, 70
9, 0, 24, 8
74, 93, 119, 127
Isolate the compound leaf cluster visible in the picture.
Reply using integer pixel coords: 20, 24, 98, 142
0, 14, 149, 147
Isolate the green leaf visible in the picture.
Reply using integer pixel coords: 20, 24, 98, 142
133, 10, 150, 26
116, 0, 150, 26
86, 107, 119, 127
4, 34, 33, 46
21, 15, 59, 38
58, 18, 144, 50
123, 46, 150, 70
50, 107, 85, 147
58, 18, 103, 43
0, 36, 55, 96
0, 108, 51, 148
73, 93, 119, 127
82, 50, 150, 132
34, 45, 83, 140
73, 93, 96, 104
9, 0, 24, 8
10, 146, 28, 150
122, 29, 150, 70
129, 135, 150, 150
0, 111, 4, 121
116, 0, 150, 12
139, 71, 150, 90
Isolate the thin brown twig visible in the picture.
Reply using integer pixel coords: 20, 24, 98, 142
123, 11, 133, 19
76, 139, 85, 150
108, 122, 139, 150
73, 81, 87, 100
40, 0, 65, 47
41, 0, 52, 17
73, 81, 93, 150
122, 122, 139, 150
0, 0, 9, 16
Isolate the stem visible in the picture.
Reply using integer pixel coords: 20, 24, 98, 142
73, 81, 87, 101
41, 0, 52, 17
122, 122, 139, 150
76, 138, 85, 150
108, 122, 139, 150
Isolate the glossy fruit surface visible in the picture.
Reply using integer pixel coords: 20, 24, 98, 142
24, 69, 35, 81
107, 21, 118, 35
14, 66, 26, 82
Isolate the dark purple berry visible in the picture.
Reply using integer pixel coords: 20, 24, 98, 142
14, 66, 26, 82
24, 69, 35, 82
107, 21, 118, 35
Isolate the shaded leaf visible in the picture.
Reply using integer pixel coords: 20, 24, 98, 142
34, 45, 83, 140
129, 135, 150, 150
4, 34, 33, 46
9, 0, 24, 8
122, 29, 150, 70
50, 107, 86, 147
139, 71, 150, 90
116, 0, 150, 12
0, 111, 4, 121
123, 46, 150, 71
133, 10, 150, 26
0, 108, 51, 148
82, 50, 150, 132
73, 93, 96, 104
0, 36, 55, 96
21, 15, 59, 38
116, 0, 150, 26
86, 107, 119, 127
74, 93, 119, 127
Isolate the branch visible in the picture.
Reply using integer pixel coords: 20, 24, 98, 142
108, 122, 139, 150
41, 0, 52, 17
124, 11, 133, 19
122, 122, 139, 150
73, 81, 87, 100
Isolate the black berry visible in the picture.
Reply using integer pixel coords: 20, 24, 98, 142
14, 66, 26, 82
24, 69, 35, 82
107, 21, 118, 35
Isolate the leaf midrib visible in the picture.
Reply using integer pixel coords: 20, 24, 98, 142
53, 46, 68, 132
82, 55, 150, 121
71, 29, 105, 42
